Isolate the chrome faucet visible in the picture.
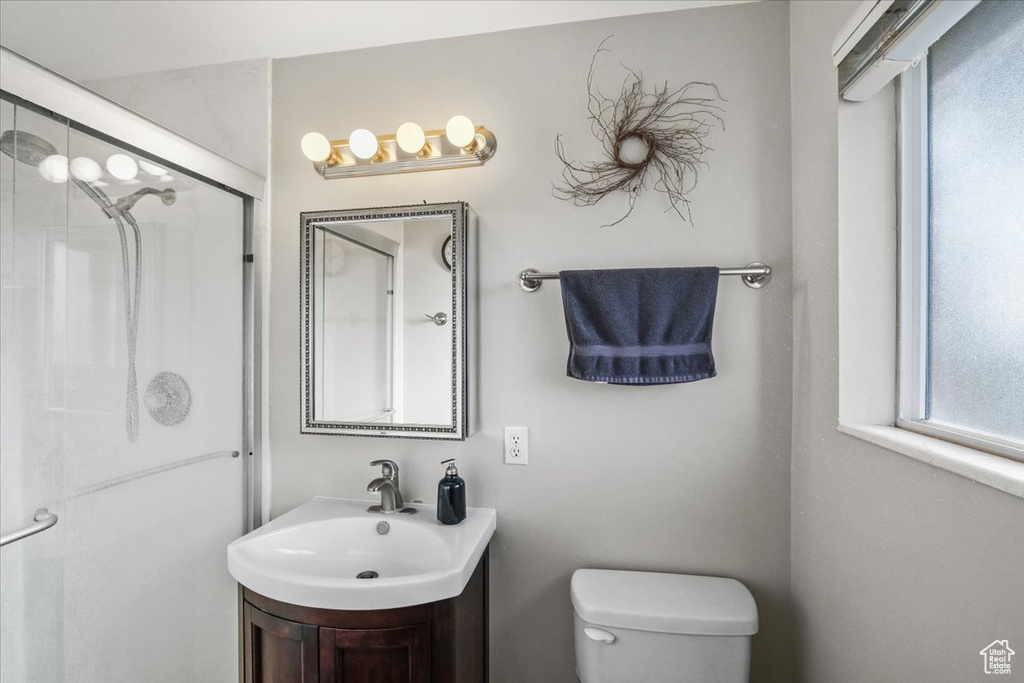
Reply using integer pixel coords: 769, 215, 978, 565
367, 460, 409, 514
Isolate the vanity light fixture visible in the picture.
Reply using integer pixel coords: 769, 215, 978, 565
300, 114, 496, 179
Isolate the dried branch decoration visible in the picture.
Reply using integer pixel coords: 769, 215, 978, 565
553, 38, 724, 227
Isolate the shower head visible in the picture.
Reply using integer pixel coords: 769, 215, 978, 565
0, 130, 59, 166
109, 187, 176, 216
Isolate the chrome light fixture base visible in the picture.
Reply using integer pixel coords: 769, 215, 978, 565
315, 128, 496, 180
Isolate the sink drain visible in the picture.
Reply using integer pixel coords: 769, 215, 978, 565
356, 570, 379, 579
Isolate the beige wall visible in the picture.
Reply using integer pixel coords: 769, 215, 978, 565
789, 3, 1024, 681
269, 3, 793, 681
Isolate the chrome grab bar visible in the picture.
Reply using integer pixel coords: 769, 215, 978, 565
0, 508, 58, 547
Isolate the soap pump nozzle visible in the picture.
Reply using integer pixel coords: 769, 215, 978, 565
442, 458, 458, 476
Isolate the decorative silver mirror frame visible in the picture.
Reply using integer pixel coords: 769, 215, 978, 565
300, 201, 477, 440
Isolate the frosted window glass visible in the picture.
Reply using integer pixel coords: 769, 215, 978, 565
926, 0, 1024, 442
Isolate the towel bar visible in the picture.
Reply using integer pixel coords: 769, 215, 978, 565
518, 262, 772, 292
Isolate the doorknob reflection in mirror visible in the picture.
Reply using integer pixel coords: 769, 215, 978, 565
425, 312, 448, 326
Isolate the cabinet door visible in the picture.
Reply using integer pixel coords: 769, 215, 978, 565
319, 624, 431, 683
244, 603, 320, 683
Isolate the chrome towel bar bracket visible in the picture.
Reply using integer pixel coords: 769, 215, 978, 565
0, 508, 58, 547
518, 262, 772, 292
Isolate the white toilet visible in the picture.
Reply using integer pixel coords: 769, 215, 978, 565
571, 569, 758, 683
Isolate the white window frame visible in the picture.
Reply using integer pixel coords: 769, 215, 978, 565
896, 56, 1024, 463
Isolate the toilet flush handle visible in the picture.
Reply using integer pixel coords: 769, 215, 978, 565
583, 627, 616, 644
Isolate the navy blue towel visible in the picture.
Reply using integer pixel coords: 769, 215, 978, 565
559, 267, 720, 385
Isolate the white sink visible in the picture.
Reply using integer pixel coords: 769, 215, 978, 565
227, 497, 496, 610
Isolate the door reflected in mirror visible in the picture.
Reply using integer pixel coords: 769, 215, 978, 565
301, 202, 475, 439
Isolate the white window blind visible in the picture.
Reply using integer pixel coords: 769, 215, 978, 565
834, 0, 980, 101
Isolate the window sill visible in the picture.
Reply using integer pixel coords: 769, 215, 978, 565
837, 422, 1024, 499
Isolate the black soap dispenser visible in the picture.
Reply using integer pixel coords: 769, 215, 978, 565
436, 459, 466, 525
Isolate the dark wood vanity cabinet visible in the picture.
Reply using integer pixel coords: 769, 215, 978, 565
241, 551, 487, 683
318, 623, 432, 683
243, 605, 319, 683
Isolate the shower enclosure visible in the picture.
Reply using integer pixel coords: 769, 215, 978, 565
0, 49, 263, 682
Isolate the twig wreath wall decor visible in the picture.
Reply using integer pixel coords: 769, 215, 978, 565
553, 38, 725, 227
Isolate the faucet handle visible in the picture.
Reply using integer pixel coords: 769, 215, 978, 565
370, 459, 399, 477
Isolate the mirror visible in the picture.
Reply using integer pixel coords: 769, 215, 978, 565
300, 202, 476, 439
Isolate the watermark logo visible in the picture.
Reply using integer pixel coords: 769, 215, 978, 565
980, 640, 1014, 675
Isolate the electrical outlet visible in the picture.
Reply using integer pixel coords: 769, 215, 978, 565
504, 426, 529, 465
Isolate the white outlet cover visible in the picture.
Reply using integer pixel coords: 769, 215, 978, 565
504, 426, 529, 465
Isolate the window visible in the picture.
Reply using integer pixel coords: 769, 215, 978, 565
898, 0, 1024, 461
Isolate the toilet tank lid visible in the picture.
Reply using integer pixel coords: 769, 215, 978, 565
571, 569, 758, 637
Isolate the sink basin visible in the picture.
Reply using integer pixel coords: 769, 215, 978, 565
227, 497, 496, 610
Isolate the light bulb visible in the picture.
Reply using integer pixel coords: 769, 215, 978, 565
106, 154, 138, 181
445, 115, 477, 148
348, 129, 380, 160
138, 159, 167, 176
38, 155, 69, 183
396, 122, 427, 155
300, 132, 332, 162
70, 156, 102, 182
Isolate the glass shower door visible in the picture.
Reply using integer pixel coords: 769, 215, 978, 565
1, 99, 247, 683
0, 95, 69, 683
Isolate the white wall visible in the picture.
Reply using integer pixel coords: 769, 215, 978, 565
837, 83, 897, 425
269, 3, 793, 681
789, 3, 1024, 681
0, 1, 754, 82
88, 60, 271, 177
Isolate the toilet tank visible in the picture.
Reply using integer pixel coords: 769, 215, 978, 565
571, 569, 758, 683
